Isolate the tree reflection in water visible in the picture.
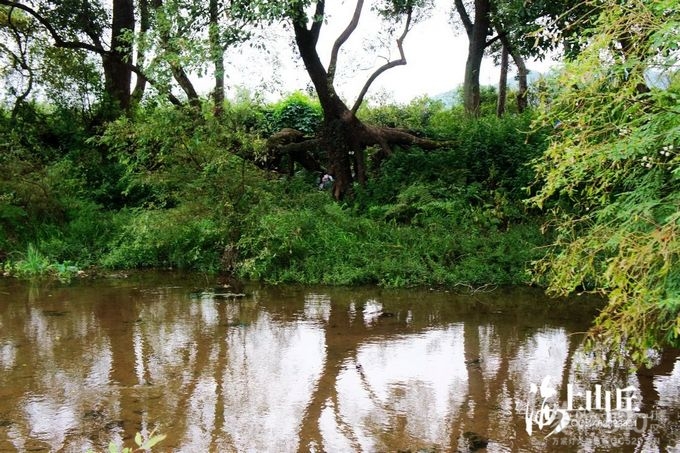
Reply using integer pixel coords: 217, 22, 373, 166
0, 276, 678, 452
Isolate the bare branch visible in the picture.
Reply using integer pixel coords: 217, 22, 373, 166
328, 0, 364, 83
485, 33, 501, 47
351, 7, 412, 114
2, 11, 34, 117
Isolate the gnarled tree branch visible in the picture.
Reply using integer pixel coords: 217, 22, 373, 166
351, 6, 412, 114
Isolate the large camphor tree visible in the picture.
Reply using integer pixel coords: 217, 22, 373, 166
269, 0, 444, 199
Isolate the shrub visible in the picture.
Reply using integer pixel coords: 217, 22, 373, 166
103, 207, 227, 272
262, 91, 323, 136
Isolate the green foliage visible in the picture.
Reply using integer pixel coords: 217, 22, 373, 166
357, 96, 446, 136
95, 100, 277, 273
12, 243, 50, 277
237, 172, 544, 287
355, 109, 544, 210
1, 88, 546, 291
529, 0, 680, 364
102, 207, 227, 272
263, 91, 323, 135
491, 0, 598, 61
2, 243, 81, 282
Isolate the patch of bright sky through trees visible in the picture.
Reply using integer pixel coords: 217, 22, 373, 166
218, 0, 556, 104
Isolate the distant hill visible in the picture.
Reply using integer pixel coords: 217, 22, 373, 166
432, 90, 459, 107
432, 69, 545, 108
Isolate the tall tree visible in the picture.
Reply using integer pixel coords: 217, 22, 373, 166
453, 0, 597, 116
453, 0, 496, 116
268, 0, 444, 199
0, 0, 177, 113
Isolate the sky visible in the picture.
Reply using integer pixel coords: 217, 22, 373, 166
220, 0, 556, 104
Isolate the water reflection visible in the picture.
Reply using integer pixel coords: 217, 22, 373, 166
322, 327, 467, 451
0, 276, 677, 452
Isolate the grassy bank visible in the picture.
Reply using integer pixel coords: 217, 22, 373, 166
0, 94, 548, 287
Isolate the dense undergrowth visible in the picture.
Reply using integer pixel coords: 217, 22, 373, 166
0, 91, 548, 287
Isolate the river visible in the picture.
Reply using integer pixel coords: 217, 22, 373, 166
0, 272, 678, 452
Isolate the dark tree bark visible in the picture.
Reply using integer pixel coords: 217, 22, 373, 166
496, 42, 508, 117
103, 0, 135, 111
454, 0, 493, 116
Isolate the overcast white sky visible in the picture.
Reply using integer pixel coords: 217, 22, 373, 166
219, 0, 555, 104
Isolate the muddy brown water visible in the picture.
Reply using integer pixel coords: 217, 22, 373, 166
0, 272, 678, 452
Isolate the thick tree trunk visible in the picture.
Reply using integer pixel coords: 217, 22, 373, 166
462, 40, 484, 116
292, 4, 359, 198
287, 0, 438, 199
457, 0, 492, 116
104, 0, 135, 112
496, 43, 508, 117
322, 114, 368, 199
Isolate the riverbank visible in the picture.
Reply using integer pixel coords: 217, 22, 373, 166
1, 100, 548, 289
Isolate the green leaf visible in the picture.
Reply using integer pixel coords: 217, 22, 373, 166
140, 433, 167, 449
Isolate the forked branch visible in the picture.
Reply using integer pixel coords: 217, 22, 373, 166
351, 6, 413, 114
